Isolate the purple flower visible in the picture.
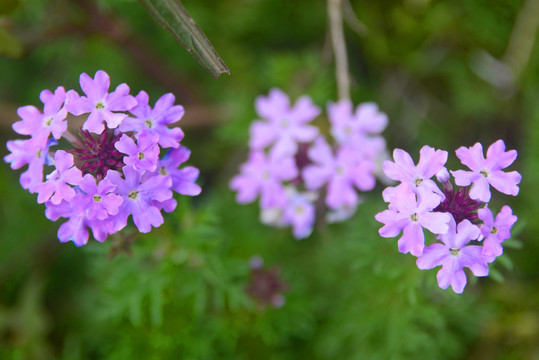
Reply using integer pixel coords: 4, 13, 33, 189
281, 190, 316, 239
416, 219, 491, 294
107, 166, 173, 233
303, 137, 375, 209
115, 132, 160, 172
477, 206, 517, 257
452, 140, 521, 202
5, 134, 53, 191
249, 88, 320, 157
74, 174, 123, 220
230, 150, 298, 208
156, 147, 201, 196
375, 187, 451, 256
120, 91, 185, 148
13, 86, 67, 140
33, 150, 83, 204
66, 70, 137, 134
382, 146, 447, 200
328, 100, 387, 158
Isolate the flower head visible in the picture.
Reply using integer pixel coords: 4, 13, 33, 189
5, 70, 200, 246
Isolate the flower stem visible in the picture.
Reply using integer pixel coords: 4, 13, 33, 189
328, 0, 350, 101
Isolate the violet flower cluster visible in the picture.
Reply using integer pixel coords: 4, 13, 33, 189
375, 140, 521, 293
230, 88, 388, 239
5, 70, 201, 246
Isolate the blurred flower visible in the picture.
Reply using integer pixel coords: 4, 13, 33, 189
249, 88, 320, 158
246, 256, 287, 309
231, 89, 388, 239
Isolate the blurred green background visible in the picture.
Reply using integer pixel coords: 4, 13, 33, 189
1, 0, 538, 359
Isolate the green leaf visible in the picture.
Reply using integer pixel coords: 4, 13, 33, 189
138, 0, 230, 79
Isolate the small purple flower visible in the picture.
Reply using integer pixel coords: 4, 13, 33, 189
13, 86, 67, 140
383, 145, 447, 200
33, 150, 83, 204
303, 137, 375, 209
452, 140, 521, 202
375, 187, 451, 256
328, 100, 387, 158
115, 132, 160, 172
5, 134, 53, 191
249, 88, 320, 157
107, 166, 173, 233
477, 206, 517, 257
281, 190, 316, 239
66, 70, 137, 134
156, 147, 201, 196
120, 91, 185, 148
417, 219, 491, 294
230, 150, 298, 208
74, 174, 123, 220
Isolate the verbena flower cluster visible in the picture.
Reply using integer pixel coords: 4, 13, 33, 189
5, 70, 201, 246
375, 140, 521, 293
230, 88, 388, 239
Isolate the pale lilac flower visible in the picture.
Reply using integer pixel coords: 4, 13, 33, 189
249, 88, 320, 157
13, 86, 67, 139
107, 166, 173, 233
375, 187, 451, 256
382, 145, 447, 199
477, 206, 517, 257
120, 91, 185, 148
33, 150, 82, 204
417, 219, 491, 294
328, 100, 387, 158
74, 174, 123, 221
452, 140, 521, 202
229, 150, 298, 208
303, 137, 375, 209
281, 189, 317, 239
115, 132, 160, 172
66, 70, 137, 134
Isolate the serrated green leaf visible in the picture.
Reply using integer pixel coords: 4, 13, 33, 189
138, 0, 230, 79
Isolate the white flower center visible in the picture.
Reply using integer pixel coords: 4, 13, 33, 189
490, 227, 498, 235
93, 195, 102, 202
144, 119, 154, 128
450, 247, 460, 256
128, 190, 139, 200
480, 170, 489, 178
95, 101, 105, 110
410, 213, 419, 222
414, 178, 423, 187
138, 152, 145, 160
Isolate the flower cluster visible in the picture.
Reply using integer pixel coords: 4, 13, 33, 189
5, 70, 201, 246
375, 140, 520, 293
230, 88, 387, 239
